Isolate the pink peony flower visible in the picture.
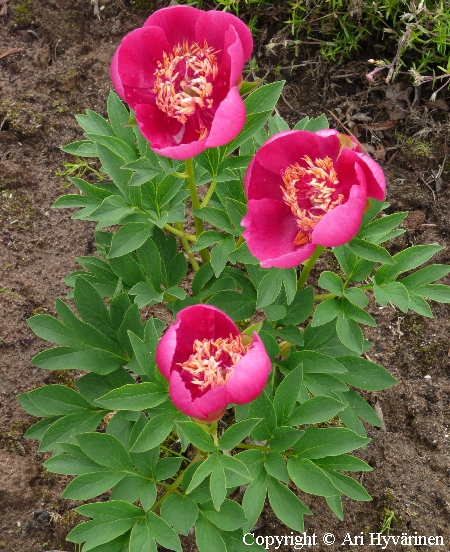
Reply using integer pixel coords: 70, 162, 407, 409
110, 6, 253, 160
156, 305, 271, 423
241, 129, 386, 268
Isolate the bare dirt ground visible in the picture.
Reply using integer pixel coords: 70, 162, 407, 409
1, 1, 449, 551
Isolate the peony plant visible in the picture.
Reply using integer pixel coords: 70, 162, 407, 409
18, 5, 450, 552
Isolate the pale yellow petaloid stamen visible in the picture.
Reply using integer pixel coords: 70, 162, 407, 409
153, 39, 218, 138
281, 156, 344, 246
179, 334, 249, 392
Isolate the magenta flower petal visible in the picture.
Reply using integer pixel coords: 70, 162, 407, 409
205, 87, 246, 148
110, 6, 253, 160
225, 334, 272, 403
143, 5, 199, 45
312, 174, 367, 246
156, 305, 271, 423
243, 129, 386, 268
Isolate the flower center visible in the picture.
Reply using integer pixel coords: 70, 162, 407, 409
281, 156, 344, 246
153, 39, 218, 138
179, 334, 249, 392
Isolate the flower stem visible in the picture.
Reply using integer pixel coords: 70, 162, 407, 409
185, 158, 210, 263
174, 222, 200, 272
236, 234, 245, 248
163, 223, 196, 242
297, 245, 326, 289
200, 178, 216, 208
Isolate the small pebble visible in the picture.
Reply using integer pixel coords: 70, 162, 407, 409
424, 375, 431, 380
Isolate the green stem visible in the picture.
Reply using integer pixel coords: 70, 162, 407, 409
0, 288, 24, 299
297, 245, 326, 289
234, 443, 270, 452
174, 223, 200, 272
185, 158, 210, 263
200, 178, 216, 208
236, 234, 245, 248
151, 449, 205, 512
314, 292, 336, 302
163, 223, 196, 242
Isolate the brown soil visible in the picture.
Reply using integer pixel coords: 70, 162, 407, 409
1, 1, 449, 551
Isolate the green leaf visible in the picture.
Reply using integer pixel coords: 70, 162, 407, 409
128, 282, 163, 308
323, 470, 371, 501
373, 281, 409, 312
154, 457, 183, 480
294, 351, 346, 374
347, 238, 394, 264
25, 385, 93, 416
225, 197, 247, 232
335, 356, 397, 391
408, 292, 432, 316
25, 417, 61, 440
314, 453, 372, 472
311, 298, 342, 327
39, 411, 105, 452
211, 235, 236, 277
375, 244, 445, 284
256, 269, 284, 308
175, 421, 216, 452
107, 91, 136, 148
193, 206, 237, 235
336, 314, 364, 353
201, 499, 247, 530
44, 447, 105, 475
219, 419, 262, 450
74, 277, 116, 341
288, 396, 346, 425
61, 140, 98, 157
131, 411, 175, 453
160, 495, 199, 536
415, 283, 450, 303
248, 391, 277, 441
96, 383, 167, 411
296, 113, 329, 131
61, 470, 125, 500
267, 477, 311, 532
143, 511, 182, 552
97, 143, 133, 197
288, 457, 339, 496
326, 495, 344, 520
399, 264, 450, 288
276, 325, 304, 346
264, 452, 289, 483
273, 364, 304, 425
195, 515, 227, 552
210, 461, 227, 510
108, 223, 154, 259
281, 286, 314, 325
207, 290, 256, 321
342, 299, 377, 327
358, 212, 408, 240
293, 427, 370, 459
76, 432, 134, 471
282, 268, 297, 305
242, 472, 267, 533
129, 518, 157, 552
31, 346, 124, 374
76, 109, 114, 137
318, 272, 344, 296
186, 455, 216, 493
268, 426, 303, 452
343, 287, 368, 308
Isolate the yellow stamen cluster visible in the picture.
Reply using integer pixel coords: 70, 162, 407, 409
179, 334, 249, 392
281, 156, 344, 245
154, 39, 218, 137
